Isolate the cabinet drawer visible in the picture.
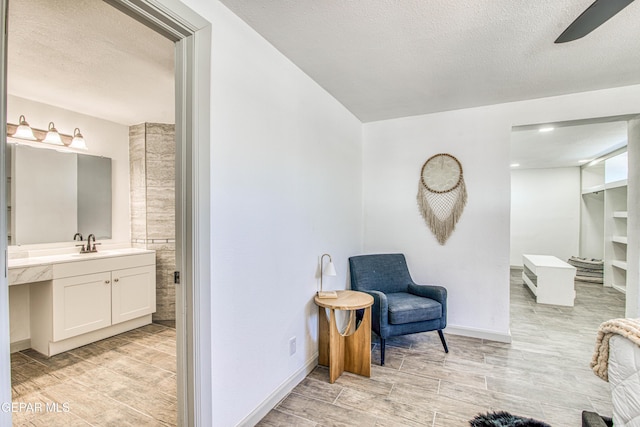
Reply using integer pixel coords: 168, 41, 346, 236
52, 253, 155, 279
53, 272, 112, 341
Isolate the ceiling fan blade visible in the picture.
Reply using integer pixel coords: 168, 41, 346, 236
555, 0, 635, 43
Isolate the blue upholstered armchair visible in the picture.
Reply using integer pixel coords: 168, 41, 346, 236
348, 253, 448, 365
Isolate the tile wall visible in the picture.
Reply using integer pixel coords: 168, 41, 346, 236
129, 123, 176, 321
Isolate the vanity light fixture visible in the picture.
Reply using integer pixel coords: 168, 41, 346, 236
42, 122, 64, 146
8, 116, 89, 151
69, 128, 88, 150
12, 115, 37, 140
318, 253, 337, 299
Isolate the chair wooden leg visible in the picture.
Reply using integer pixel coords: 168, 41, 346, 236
438, 330, 449, 353
380, 338, 386, 366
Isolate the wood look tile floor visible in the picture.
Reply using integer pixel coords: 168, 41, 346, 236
11, 323, 176, 426
259, 271, 625, 426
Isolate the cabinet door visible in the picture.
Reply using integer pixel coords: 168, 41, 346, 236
112, 265, 156, 325
53, 272, 112, 341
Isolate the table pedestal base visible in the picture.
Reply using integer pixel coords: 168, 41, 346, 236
318, 306, 371, 383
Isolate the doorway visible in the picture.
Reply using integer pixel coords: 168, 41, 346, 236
0, 0, 212, 425
509, 116, 635, 329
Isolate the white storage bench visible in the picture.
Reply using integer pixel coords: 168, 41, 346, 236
522, 254, 577, 307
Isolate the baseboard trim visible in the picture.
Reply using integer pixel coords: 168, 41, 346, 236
445, 325, 512, 343
237, 353, 319, 427
10, 339, 31, 353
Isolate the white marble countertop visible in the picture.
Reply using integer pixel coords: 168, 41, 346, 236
8, 247, 155, 269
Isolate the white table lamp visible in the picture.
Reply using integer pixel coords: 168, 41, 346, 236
318, 253, 337, 298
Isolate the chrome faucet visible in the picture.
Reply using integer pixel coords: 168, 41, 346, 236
75, 232, 90, 253
87, 234, 100, 252
76, 234, 100, 253
86, 234, 98, 253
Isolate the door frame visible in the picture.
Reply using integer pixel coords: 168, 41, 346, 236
0, 1, 212, 425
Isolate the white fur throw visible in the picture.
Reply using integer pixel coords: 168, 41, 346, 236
591, 318, 640, 381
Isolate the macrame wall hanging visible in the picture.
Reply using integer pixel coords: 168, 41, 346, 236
416, 153, 467, 245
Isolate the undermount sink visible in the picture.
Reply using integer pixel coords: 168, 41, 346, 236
71, 250, 115, 257
69, 249, 147, 259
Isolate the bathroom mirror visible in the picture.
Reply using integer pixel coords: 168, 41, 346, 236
7, 144, 112, 245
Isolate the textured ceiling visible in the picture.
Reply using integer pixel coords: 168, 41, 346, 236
220, 0, 640, 122
6, 1, 640, 167
7, 0, 174, 126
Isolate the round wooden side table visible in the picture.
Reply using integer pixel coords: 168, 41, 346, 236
314, 290, 374, 383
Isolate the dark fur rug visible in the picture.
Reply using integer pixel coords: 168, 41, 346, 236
469, 411, 552, 427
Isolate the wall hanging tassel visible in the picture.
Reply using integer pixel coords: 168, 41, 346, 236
416, 153, 467, 245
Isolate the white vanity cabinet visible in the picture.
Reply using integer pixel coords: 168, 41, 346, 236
50, 265, 155, 341
111, 265, 156, 324
52, 272, 112, 341
24, 249, 156, 357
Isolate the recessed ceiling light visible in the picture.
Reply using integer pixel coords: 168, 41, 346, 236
578, 159, 589, 164
510, 163, 520, 168
539, 127, 554, 132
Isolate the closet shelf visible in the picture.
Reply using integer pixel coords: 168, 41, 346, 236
582, 184, 605, 195
605, 179, 628, 190
612, 236, 628, 244
582, 151, 627, 292
612, 260, 628, 271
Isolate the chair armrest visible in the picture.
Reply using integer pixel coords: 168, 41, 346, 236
360, 290, 388, 326
408, 283, 447, 304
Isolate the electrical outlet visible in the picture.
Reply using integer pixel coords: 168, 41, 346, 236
289, 337, 296, 356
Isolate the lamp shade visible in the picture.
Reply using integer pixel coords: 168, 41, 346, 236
43, 122, 63, 146
12, 115, 37, 140
324, 260, 337, 276
69, 128, 88, 150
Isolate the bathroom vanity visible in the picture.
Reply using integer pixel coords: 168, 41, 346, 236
9, 247, 155, 357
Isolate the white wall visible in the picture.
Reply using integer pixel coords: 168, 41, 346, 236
627, 119, 640, 317
178, 1, 364, 425
362, 84, 640, 342
7, 95, 130, 243
363, 108, 513, 338
8, 286, 29, 346
510, 168, 581, 266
